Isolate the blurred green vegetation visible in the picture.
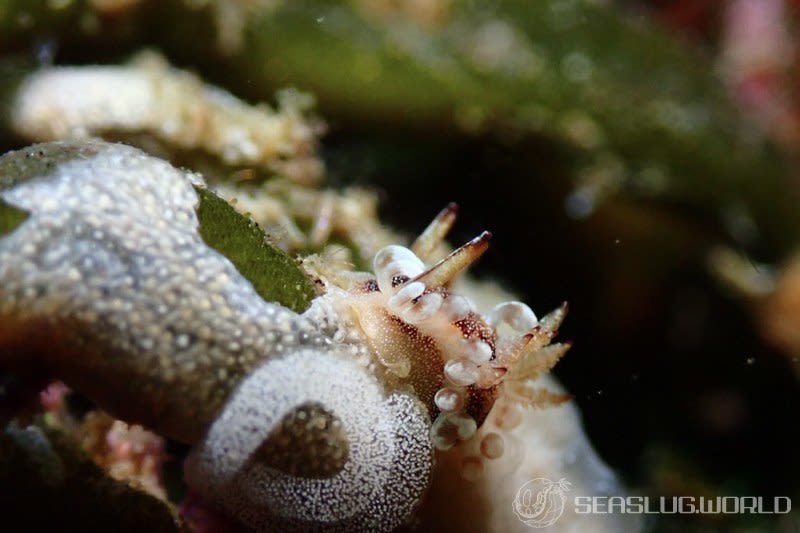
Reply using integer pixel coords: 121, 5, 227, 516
1, 0, 797, 253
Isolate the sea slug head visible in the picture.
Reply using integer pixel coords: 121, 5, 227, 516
304, 204, 572, 455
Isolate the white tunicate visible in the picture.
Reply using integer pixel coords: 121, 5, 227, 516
444, 358, 480, 387
10, 58, 322, 183
186, 348, 432, 532
486, 301, 538, 332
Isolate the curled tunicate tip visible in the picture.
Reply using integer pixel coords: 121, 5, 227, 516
253, 402, 349, 478
185, 348, 432, 532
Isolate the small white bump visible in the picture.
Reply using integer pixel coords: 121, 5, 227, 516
434, 387, 464, 413
463, 340, 493, 364
480, 432, 505, 459
452, 413, 478, 441
430, 412, 478, 451
376, 260, 426, 294
402, 292, 443, 324
374, 246, 426, 293
176, 333, 190, 349
430, 413, 457, 451
494, 402, 523, 431
387, 281, 426, 314
373, 245, 423, 271
486, 301, 537, 331
444, 358, 480, 386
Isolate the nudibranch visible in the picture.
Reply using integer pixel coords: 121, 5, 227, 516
302, 202, 572, 455
0, 140, 570, 531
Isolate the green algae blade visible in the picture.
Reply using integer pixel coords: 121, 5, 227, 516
0, 198, 27, 236
194, 186, 315, 313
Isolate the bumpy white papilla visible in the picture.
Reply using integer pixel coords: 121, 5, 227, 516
185, 347, 432, 532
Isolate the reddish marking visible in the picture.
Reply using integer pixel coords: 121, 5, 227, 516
453, 312, 497, 353
361, 279, 379, 292
391, 275, 410, 287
